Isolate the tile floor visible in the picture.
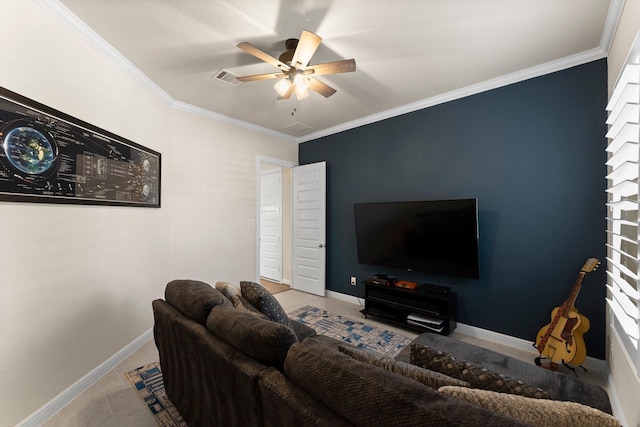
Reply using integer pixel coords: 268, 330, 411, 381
41, 289, 608, 426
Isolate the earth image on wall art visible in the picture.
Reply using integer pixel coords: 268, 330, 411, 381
2, 124, 57, 176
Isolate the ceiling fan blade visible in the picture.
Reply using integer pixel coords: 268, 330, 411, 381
237, 42, 290, 71
291, 30, 322, 68
308, 78, 337, 98
277, 84, 294, 100
307, 59, 356, 76
236, 72, 285, 82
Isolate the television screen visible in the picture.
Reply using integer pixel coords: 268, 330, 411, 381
353, 199, 479, 279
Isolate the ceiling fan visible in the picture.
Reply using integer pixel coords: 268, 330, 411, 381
236, 30, 356, 100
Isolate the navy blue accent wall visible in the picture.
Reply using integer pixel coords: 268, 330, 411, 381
299, 59, 608, 359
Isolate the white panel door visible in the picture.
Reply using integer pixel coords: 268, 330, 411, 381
260, 168, 282, 282
292, 162, 326, 296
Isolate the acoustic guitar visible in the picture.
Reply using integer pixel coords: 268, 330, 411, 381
534, 258, 599, 370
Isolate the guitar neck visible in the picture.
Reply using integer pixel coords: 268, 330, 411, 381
561, 272, 586, 316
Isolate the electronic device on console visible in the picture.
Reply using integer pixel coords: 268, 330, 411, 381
365, 274, 396, 287
395, 280, 418, 290
423, 283, 450, 295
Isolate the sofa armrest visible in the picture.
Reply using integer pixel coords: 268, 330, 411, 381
153, 299, 265, 427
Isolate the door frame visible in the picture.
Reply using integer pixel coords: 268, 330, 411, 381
255, 156, 297, 284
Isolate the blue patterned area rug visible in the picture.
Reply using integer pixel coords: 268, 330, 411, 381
125, 362, 187, 427
288, 305, 413, 357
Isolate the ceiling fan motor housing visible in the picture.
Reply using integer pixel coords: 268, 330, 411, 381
279, 38, 299, 64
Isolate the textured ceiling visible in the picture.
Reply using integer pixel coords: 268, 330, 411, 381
55, 0, 620, 142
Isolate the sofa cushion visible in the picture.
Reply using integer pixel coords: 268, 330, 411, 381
206, 304, 298, 368
241, 281, 290, 326
289, 319, 317, 341
338, 345, 470, 389
258, 368, 353, 427
165, 279, 230, 324
439, 386, 620, 427
284, 336, 529, 426
411, 343, 550, 399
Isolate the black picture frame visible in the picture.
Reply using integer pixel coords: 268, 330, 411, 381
0, 87, 161, 208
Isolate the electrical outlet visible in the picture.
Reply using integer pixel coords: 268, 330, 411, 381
350, 276, 357, 286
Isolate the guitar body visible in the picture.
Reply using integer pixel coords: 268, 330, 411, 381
570, 310, 590, 367
534, 258, 598, 369
536, 306, 590, 367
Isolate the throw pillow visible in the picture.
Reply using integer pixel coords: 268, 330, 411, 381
439, 386, 620, 427
215, 281, 242, 302
411, 343, 550, 399
240, 281, 290, 326
338, 345, 470, 389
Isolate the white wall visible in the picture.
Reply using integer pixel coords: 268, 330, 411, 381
167, 108, 297, 283
606, 1, 640, 426
0, 1, 296, 425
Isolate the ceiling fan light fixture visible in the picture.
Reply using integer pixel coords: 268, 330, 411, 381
295, 85, 309, 100
293, 73, 309, 100
274, 78, 291, 96
293, 73, 309, 90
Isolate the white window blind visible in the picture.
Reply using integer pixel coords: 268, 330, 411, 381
606, 32, 640, 372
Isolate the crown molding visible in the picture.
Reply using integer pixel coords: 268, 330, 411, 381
37, 0, 297, 143
297, 46, 608, 143
298, 0, 624, 143
35, 0, 174, 106
39, 0, 623, 145
172, 101, 297, 143
601, 0, 626, 55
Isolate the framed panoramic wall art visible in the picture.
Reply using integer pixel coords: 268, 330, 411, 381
0, 87, 161, 207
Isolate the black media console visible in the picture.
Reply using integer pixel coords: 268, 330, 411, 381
360, 282, 457, 335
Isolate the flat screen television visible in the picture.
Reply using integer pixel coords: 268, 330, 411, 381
353, 198, 479, 279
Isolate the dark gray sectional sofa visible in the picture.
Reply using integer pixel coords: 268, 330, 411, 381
152, 279, 617, 427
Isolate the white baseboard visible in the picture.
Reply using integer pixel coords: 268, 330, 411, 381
326, 290, 607, 373
18, 328, 154, 427
606, 370, 626, 427
326, 289, 361, 304
453, 323, 607, 373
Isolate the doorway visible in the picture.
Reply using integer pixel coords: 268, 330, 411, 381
256, 158, 327, 296
257, 157, 295, 285
259, 167, 283, 282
